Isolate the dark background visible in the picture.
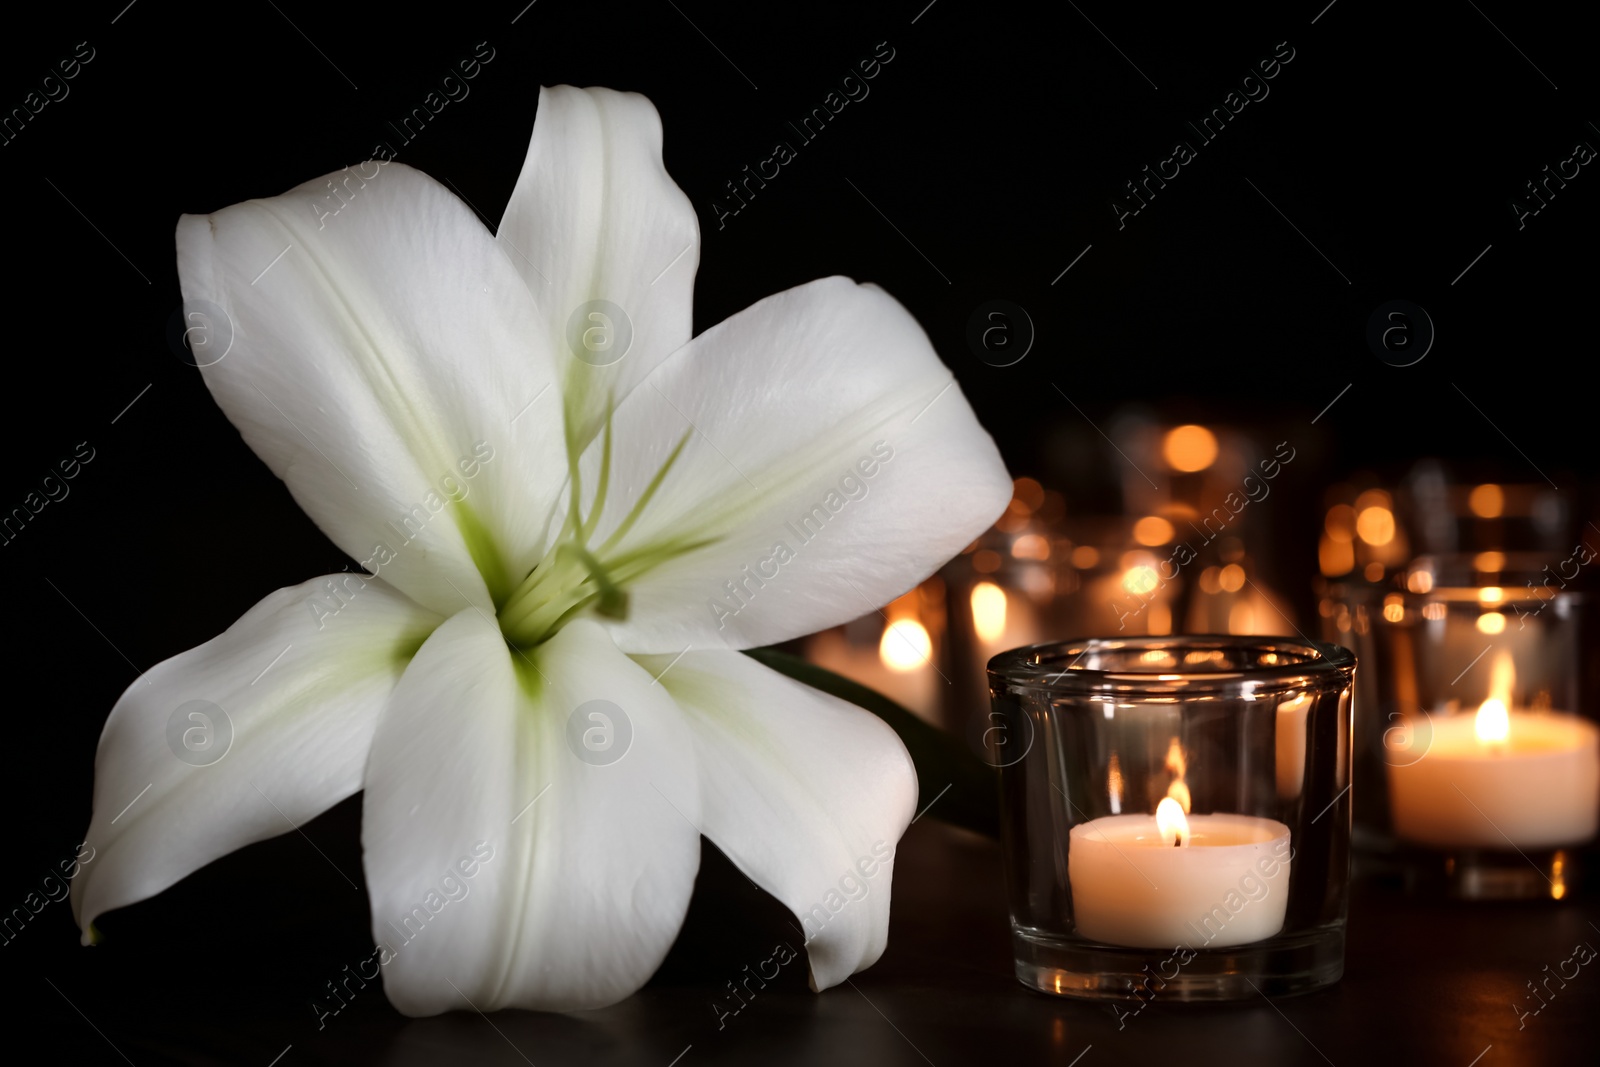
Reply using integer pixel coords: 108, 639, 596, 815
2, 1, 1595, 1063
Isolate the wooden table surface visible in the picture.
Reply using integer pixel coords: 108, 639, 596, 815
14, 797, 1597, 1066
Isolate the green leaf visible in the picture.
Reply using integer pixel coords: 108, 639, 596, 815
744, 648, 999, 839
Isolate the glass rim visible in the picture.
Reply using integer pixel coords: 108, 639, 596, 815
987, 634, 1355, 697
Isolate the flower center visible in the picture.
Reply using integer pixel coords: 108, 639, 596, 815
496, 410, 704, 649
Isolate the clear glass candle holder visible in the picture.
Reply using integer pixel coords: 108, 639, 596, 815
1350, 554, 1599, 899
988, 635, 1355, 1001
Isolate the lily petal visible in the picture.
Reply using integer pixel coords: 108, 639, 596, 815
361, 615, 700, 1014
584, 276, 1011, 652
641, 648, 917, 991
71, 575, 440, 938
176, 163, 567, 616
498, 85, 699, 451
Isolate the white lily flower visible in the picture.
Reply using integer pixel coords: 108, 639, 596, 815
71, 85, 1010, 1014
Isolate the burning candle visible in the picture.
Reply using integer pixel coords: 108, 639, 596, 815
809, 617, 938, 719
1388, 653, 1600, 848
1068, 790, 1292, 950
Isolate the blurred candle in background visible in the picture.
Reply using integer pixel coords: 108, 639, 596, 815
1388, 652, 1600, 850
805, 581, 947, 723
1319, 465, 1600, 898
809, 420, 1307, 742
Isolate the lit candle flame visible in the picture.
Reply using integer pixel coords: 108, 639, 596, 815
1162, 424, 1218, 472
971, 582, 1007, 643
1122, 565, 1160, 596
1156, 796, 1189, 847
1164, 739, 1191, 815
1475, 651, 1515, 746
879, 619, 931, 672
1476, 699, 1509, 745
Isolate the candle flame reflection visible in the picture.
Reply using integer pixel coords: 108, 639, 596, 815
1157, 796, 1189, 847
1107, 752, 1124, 814
1164, 738, 1186, 779
1164, 738, 1192, 819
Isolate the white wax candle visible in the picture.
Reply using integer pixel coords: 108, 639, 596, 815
1068, 813, 1291, 949
1388, 712, 1600, 848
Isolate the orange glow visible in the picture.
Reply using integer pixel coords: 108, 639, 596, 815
1324, 504, 1356, 542
995, 506, 1028, 533
1469, 483, 1505, 519
1163, 425, 1218, 472
1013, 477, 1045, 511
1228, 601, 1255, 634
879, 619, 932, 672
1133, 516, 1175, 546
1407, 570, 1434, 593
1475, 551, 1507, 572
971, 582, 1008, 643
1480, 586, 1503, 605
1356, 506, 1396, 546
1477, 612, 1507, 635
1364, 562, 1385, 582
1354, 488, 1393, 512
1156, 797, 1190, 847
1012, 533, 1050, 560
1147, 601, 1171, 636
884, 589, 920, 621
1020, 567, 1054, 598
1218, 563, 1246, 593
1071, 545, 1100, 569
1383, 594, 1404, 623
1319, 534, 1355, 577
973, 549, 1001, 573
1122, 566, 1160, 596
1166, 779, 1192, 813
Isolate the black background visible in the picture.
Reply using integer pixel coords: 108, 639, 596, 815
2, 1, 1595, 1063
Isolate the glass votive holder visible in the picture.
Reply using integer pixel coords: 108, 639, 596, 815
987, 635, 1355, 1001
1354, 554, 1599, 899
944, 513, 1181, 754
